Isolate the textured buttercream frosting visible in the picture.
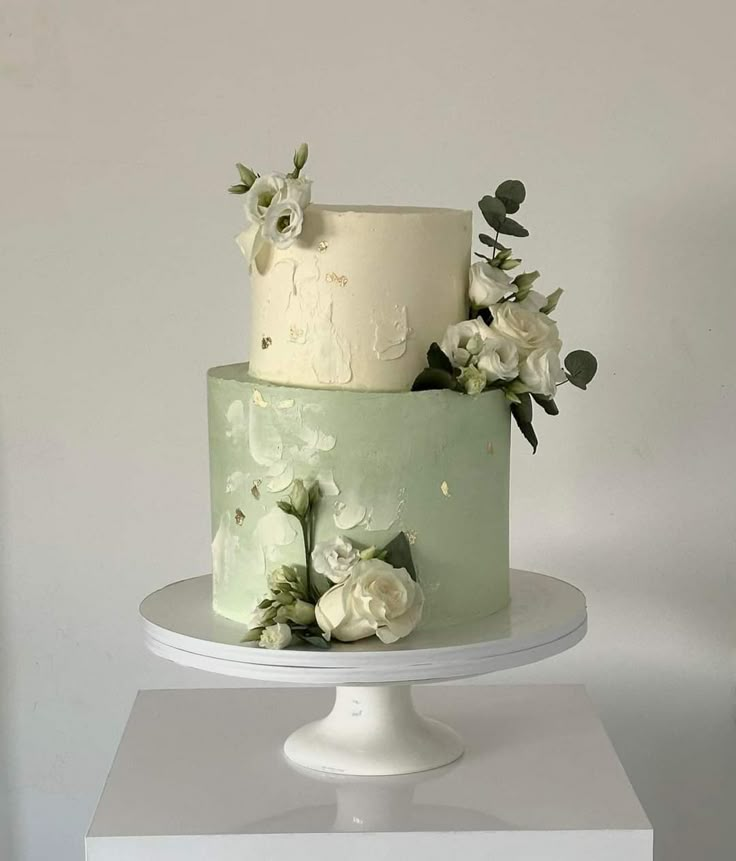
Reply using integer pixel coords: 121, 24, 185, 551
208, 364, 510, 631
248, 204, 472, 392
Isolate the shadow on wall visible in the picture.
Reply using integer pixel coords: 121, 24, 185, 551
0, 424, 18, 860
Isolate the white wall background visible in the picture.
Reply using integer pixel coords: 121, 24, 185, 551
2, 1, 735, 858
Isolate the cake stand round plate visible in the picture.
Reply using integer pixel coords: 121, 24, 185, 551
140, 570, 586, 776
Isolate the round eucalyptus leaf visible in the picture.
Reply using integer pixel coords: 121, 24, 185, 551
495, 179, 526, 214
564, 350, 598, 390
478, 195, 506, 230
496, 216, 529, 238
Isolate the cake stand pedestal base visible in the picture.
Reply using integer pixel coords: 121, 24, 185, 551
284, 684, 463, 775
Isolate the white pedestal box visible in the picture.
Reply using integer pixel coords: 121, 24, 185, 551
86, 685, 652, 861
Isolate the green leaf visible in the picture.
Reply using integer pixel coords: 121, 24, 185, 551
427, 342, 453, 374
412, 368, 461, 392
236, 163, 257, 187
241, 627, 263, 643
496, 216, 529, 238
478, 196, 506, 230
512, 270, 540, 289
478, 233, 508, 252
564, 350, 598, 390
474, 252, 495, 263
510, 392, 538, 453
228, 184, 248, 194
495, 179, 526, 214
382, 532, 418, 581
541, 287, 563, 315
532, 394, 559, 416
294, 632, 330, 649
277, 500, 296, 516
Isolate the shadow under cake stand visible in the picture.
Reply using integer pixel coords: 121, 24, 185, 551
140, 569, 586, 776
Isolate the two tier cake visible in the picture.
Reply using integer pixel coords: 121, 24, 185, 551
209, 146, 595, 649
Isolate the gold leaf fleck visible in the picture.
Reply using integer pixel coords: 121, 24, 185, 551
440, 481, 450, 497
406, 530, 417, 545
486, 441, 494, 455
251, 480, 262, 500
318, 240, 328, 252
252, 390, 268, 408
234, 508, 245, 525
261, 336, 272, 350
325, 271, 348, 287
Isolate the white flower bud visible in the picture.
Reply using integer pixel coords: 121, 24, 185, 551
259, 623, 292, 650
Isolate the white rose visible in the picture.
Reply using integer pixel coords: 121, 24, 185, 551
315, 558, 424, 644
284, 176, 312, 209
476, 332, 519, 382
243, 173, 286, 225
518, 347, 566, 398
262, 196, 306, 249
490, 303, 561, 357
259, 622, 292, 650
311, 536, 361, 584
440, 317, 493, 367
469, 262, 515, 308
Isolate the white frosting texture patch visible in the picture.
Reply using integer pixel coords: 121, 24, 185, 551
248, 205, 471, 391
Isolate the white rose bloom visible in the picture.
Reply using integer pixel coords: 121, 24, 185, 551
262, 196, 306, 249
515, 290, 546, 312
315, 558, 424, 644
469, 261, 515, 308
518, 347, 566, 398
476, 332, 519, 382
440, 317, 493, 368
259, 622, 292, 650
284, 176, 312, 209
311, 536, 361, 584
490, 302, 561, 357
243, 173, 286, 224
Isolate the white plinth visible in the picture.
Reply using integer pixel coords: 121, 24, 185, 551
86, 687, 653, 861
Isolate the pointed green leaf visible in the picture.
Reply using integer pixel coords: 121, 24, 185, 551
495, 179, 526, 214
427, 342, 453, 374
512, 270, 540, 289
228, 184, 248, 194
564, 350, 598, 390
294, 632, 330, 649
541, 287, 563, 315
411, 368, 461, 392
532, 394, 559, 416
236, 163, 257, 187
382, 532, 418, 581
478, 196, 506, 230
510, 392, 538, 452
241, 627, 264, 643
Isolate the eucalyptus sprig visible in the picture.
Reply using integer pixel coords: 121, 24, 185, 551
412, 177, 599, 452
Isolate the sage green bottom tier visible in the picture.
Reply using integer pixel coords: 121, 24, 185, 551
208, 363, 510, 630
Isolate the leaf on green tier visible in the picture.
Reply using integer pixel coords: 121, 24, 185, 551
495, 179, 526, 214
496, 216, 529, 238
295, 632, 331, 649
478, 195, 506, 230
241, 627, 263, 643
532, 393, 559, 416
564, 350, 598, 390
510, 392, 538, 453
411, 368, 461, 392
478, 233, 508, 251
382, 532, 418, 581
427, 342, 453, 374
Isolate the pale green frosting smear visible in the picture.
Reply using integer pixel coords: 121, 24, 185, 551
208, 364, 510, 631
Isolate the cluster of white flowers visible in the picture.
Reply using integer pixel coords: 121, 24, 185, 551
236, 172, 312, 265
440, 261, 565, 399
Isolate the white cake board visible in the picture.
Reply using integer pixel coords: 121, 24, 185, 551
140, 570, 586, 775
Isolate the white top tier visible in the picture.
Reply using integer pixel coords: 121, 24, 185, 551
248, 204, 472, 391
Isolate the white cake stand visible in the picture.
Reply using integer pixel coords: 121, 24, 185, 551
140, 569, 586, 776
